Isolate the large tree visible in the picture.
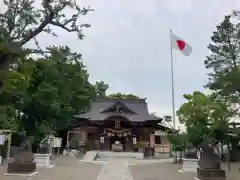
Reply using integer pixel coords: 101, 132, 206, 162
204, 15, 240, 108
0, 0, 93, 69
0, 0, 94, 136
93, 82, 141, 100
0, 46, 96, 146
177, 91, 230, 147
108, 93, 140, 100
94, 81, 109, 98
19, 47, 95, 139
0, 55, 30, 131
168, 132, 188, 152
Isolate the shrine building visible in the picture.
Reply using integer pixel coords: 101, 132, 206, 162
63, 98, 172, 154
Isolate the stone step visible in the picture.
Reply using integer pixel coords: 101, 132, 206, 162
82, 151, 98, 161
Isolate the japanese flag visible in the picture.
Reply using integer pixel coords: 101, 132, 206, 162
171, 32, 192, 56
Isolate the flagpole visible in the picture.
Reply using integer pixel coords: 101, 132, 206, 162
170, 29, 176, 129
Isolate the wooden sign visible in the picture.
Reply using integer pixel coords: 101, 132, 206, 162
155, 130, 166, 136
53, 137, 62, 147
0, 134, 4, 145
100, 136, 104, 143
133, 137, 136, 144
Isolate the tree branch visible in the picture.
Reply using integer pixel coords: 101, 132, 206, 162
50, 21, 78, 32
19, 18, 51, 46
25, 49, 51, 54
19, 0, 54, 46
63, 16, 78, 26
11, 23, 28, 41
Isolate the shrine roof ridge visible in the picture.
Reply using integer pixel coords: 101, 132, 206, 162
93, 98, 147, 103
74, 97, 161, 122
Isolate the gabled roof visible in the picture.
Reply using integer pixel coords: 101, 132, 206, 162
74, 98, 161, 122
100, 100, 137, 114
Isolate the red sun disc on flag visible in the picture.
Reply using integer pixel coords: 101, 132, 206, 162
176, 40, 186, 51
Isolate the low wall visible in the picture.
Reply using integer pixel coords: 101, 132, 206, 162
154, 152, 170, 159
154, 144, 170, 153
98, 151, 144, 159
34, 154, 51, 168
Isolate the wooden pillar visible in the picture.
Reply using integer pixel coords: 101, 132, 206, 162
149, 134, 155, 148
84, 130, 87, 142
149, 128, 155, 148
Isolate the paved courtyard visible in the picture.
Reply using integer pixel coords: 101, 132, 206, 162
130, 162, 195, 180
0, 156, 240, 180
222, 163, 240, 180
97, 159, 133, 180
0, 156, 103, 180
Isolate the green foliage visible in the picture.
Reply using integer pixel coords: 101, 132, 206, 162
177, 91, 230, 147
0, 0, 96, 144
92, 82, 141, 100
168, 132, 188, 151
0, 0, 145, 148
108, 93, 140, 100
210, 118, 229, 141
0, 0, 92, 43
0, 46, 97, 146
94, 81, 109, 98
0, 63, 30, 131
0, 105, 19, 131
204, 15, 240, 106
18, 47, 95, 136
0, 0, 93, 69
134, 142, 145, 149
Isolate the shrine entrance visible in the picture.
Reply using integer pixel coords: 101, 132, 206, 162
104, 128, 132, 152
94, 114, 138, 152
110, 134, 125, 151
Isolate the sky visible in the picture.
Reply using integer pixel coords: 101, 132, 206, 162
2, 0, 240, 128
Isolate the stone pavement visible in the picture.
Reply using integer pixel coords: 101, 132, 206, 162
97, 159, 133, 180
222, 163, 240, 180
129, 162, 240, 180
130, 162, 195, 180
1, 155, 239, 180
0, 156, 103, 180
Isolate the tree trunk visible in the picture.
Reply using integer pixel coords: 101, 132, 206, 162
0, 55, 11, 70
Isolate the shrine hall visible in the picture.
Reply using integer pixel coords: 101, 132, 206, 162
62, 98, 172, 154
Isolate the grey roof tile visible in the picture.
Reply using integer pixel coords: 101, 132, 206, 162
75, 99, 161, 122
